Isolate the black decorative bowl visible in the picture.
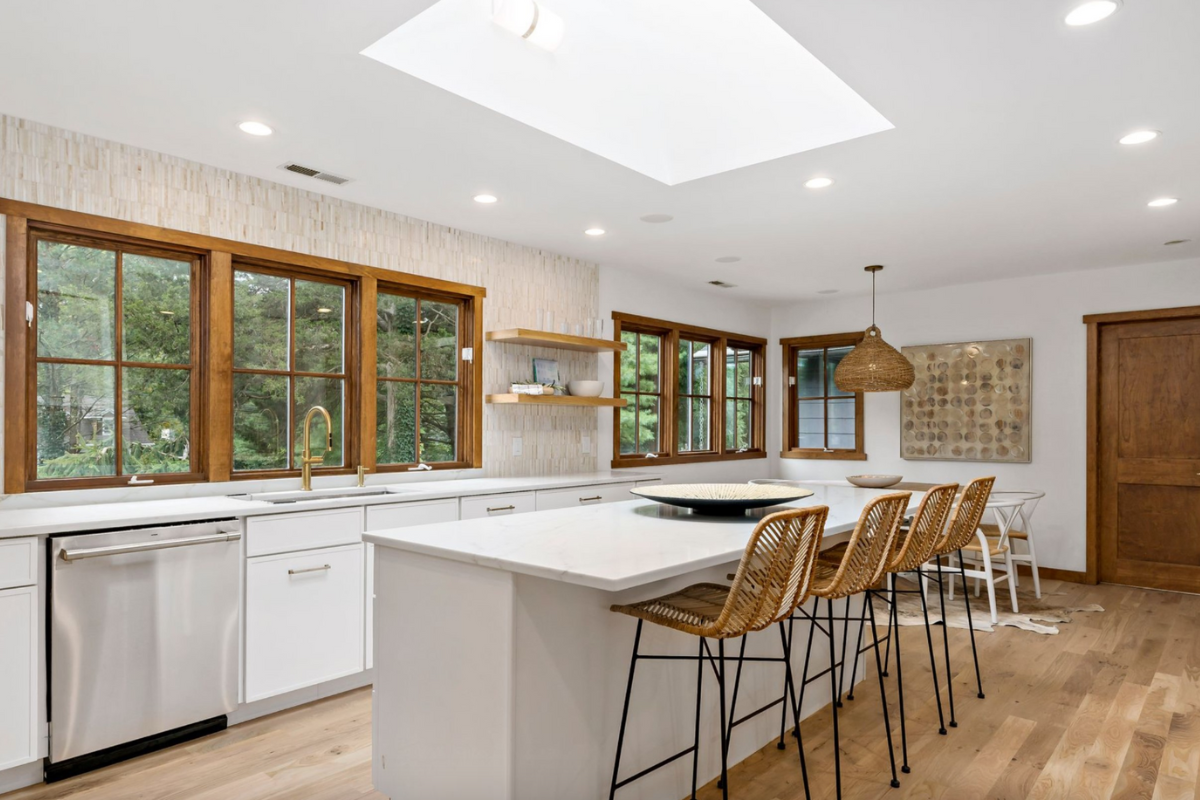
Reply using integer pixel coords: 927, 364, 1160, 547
630, 483, 815, 516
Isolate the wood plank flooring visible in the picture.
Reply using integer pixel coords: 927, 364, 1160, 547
4, 580, 1197, 800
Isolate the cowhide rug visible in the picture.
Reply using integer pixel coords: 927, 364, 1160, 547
874, 578, 1104, 635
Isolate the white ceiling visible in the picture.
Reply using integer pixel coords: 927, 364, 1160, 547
0, 0, 1196, 304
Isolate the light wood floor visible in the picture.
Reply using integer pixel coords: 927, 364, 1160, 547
4, 580, 1196, 800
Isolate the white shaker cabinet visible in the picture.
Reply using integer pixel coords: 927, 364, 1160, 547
0, 537, 39, 771
534, 481, 638, 511
459, 492, 536, 520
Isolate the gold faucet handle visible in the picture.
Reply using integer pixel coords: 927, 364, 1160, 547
302, 454, 325, 467
357, 465, 368, 487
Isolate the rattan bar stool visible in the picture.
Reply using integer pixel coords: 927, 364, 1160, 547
784, 492, 911, 800
840, 483, 959, 775
607, 506, 829, 800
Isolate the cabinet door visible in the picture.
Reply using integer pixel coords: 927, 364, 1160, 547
0, 585, 37, 770
245, 544, 364, 702
534, 482, 637, 511
459, 492, 537, 520
365, 543, 375, 671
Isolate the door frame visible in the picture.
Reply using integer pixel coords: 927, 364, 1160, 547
1084, 304, 1200, 585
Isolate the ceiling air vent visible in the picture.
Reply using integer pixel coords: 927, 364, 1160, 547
279, 163, 353, 186
708, 280, 737, 289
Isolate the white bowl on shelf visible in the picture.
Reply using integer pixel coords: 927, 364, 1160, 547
846, 474, 903, 489
567, 380, 604, 397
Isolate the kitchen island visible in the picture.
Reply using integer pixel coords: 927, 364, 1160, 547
365, 483, 920, 800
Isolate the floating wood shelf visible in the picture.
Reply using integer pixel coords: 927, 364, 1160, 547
485, 328, 627, 354
486, 394, 627, 408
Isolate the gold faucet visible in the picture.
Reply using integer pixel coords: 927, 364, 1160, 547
300, 405, 333, 492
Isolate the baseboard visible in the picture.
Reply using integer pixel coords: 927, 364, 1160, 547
228, 669, 373, 726
1015, 564, 1092, 584
0, 761, 43, 794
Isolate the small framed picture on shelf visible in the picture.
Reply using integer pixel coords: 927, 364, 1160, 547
532, 358, 559, 385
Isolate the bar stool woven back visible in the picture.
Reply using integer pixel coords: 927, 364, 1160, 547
934, 477, 996, 555
890, 484, 959, 572
814, 492, 911, 600
611, 505, 829, 640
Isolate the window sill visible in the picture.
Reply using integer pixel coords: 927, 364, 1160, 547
612, 451, 767, 468
779, 450, 868, 462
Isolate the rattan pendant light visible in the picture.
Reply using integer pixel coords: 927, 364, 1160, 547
833, 265, 915, 392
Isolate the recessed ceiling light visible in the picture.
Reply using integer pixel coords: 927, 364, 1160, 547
1119, 130, 1160, 145
238, 121, 273, 136
715, 256, 741, 263
640, 214, 674, 223
817, 289, 839, 295
474, 194, 498, 204
805, 177, 835, 189
492, 0, 565, 51
1065, 0, 1120, 26
1148, 198, 1179, 208
1164, 239, 1192, 245
585, 228, 606, 236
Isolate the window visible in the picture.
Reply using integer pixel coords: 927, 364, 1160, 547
376, 288, 468, 468
613, 313, 765, 467
31, 233, 201, 486
781, 332, 866, 460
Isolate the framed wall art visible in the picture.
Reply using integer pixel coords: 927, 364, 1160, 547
900, 338, 1032, 463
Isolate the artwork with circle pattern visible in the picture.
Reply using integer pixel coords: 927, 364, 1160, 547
900, 338, 1031, 463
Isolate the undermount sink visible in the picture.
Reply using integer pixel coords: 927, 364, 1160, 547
231, 486, 413, 505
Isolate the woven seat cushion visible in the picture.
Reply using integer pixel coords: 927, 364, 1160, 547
980, 522, 1027, 540
610, 583, 732, 637
962, 536, 1009, 556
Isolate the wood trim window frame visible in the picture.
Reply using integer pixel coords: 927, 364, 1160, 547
2, 198, 485, 493
780, 331, 868, 461
611, 312, 767, 468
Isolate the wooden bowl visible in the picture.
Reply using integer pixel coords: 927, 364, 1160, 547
846, 474, 903, 489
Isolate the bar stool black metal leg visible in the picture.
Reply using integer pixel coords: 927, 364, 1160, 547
867, 591, 902, 789
881, 576, 895, 677
845, 593, 871, 701
826, 598, 844, 800
958, 551, 986, 699
778, 622, 792, 749
792, 603, 819, 739
836, 597, 853, 707
934, 558, 958, 728
609, 620, 643, 800
718, 636, 748, 791
716, 638, 730, 800
690, 635, 704, 799
890, 580, 911, 774
918, 575, 948, 736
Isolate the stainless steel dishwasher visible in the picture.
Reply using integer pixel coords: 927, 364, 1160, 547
47, 519, 241, 781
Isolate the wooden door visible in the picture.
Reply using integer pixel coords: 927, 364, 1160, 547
1096, 313, 1200, 591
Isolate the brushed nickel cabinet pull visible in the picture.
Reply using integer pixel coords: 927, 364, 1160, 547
487, 505, 516, 512
579, 496, 602, 502
288, 564, 332, 576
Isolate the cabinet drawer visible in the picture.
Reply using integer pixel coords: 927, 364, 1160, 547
459, 492, 536, 520
245, 544, 364, 702
0, 538, 38, 591
365, 498, 459, 532
535, 482, 637, 512
246, 507, 362, 557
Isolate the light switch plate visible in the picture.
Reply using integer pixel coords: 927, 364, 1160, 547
512, 437, 523, 457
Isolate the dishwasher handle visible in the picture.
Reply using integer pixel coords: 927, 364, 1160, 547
60, 529, 242, 562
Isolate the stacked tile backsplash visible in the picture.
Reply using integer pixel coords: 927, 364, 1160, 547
0, 113, 601, 487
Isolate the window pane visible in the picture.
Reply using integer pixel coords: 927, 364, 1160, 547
233, 271, 290, 370
123, 254, 191, 365
419, 384, 457, 462
294, 280, 344, 374
678, 339, 710, 395
420, 300, 459, 382
796, 398, 825, 450
293, 377, 344, 469
619, 331, 639, 392
638, 334, 661, 392
726, 347, 751, 399
376, 381, 417, 464
36, 240, 116, 360
233, 372, 289, 471
795, 349, 823, 398
122, 367, 191, 474
737, 399, 752, 450
377, 293, 417, 379
828, 397, 857, 450
619, 394, 638, 454
638, 395, 660, 454
726, 398, 751, 451
674, 396, 709, 452
827, 346, 854, 397
36, 363, 116, 478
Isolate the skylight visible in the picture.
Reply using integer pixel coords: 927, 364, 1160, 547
362, 0, 894, 185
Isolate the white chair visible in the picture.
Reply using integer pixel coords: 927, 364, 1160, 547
946, 496, 1024, 623
982, 490, 1044, 599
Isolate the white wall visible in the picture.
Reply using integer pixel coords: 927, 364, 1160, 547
767, 257, 1200, 572
597, 266, 774, 484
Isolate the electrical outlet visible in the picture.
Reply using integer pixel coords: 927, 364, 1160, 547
512, 437, 523, 457
581, 435, 591, 454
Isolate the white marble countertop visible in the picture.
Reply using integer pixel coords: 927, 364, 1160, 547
365, 483, 921, 592
0, 472, 658, 538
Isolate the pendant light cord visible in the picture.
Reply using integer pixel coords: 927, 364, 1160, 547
872, 269, 876, 327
